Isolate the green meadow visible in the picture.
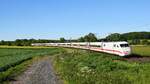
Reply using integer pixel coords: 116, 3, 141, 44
0, 46, 150, 84
132, 45, 150, 56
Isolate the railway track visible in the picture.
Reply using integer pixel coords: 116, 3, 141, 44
78, 48, 150, 63
122, 54, 150, 63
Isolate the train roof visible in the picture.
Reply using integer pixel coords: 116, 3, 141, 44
54, 41, 128, 45
102, 41, 128, 44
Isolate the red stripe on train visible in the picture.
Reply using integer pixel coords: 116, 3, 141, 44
90, 47, 125, 54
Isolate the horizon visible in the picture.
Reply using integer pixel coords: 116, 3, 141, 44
1, 31, 149, 41
0, 0, 150, 41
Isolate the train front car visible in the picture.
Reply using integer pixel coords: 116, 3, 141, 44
118, 42, 131, 56
101, 41, 131, 56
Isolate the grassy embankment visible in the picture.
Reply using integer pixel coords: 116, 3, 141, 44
0, 47, 62, 83
53, 48, 150, 84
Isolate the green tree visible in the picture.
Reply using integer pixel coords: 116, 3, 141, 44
0, 40, 5, 45
141, 39, 149, 45
122, 32, 150, 40
60, 37, 66, 43
131, 39, 140, 45
84, 33, 97, 42
15, 39, 23, 46
106, 33, 121, 41
78, 37, 85, 42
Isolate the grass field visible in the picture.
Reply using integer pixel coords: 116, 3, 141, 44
0, 46, 150, 84
132, 45, 150, 56
53, 48, 150, 84
0, 47, 60, 68
0, 47, 62, 83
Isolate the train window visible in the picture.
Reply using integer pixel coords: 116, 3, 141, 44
73, 44, 78, 46
120, 44, 129, 47
79, 45, 85, 46
90, 45, 101, 47
114, 44, 116, 47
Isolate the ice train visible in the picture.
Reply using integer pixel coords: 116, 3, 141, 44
31, 41, 131, 56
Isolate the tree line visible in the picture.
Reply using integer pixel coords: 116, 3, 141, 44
0, 39, 58, 46
105, 32, 150, 45
0, 32, 150, 46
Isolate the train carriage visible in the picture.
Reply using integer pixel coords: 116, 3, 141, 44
31, 41, 131, 56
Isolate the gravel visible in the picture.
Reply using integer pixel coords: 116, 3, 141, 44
10, 57, 62, 84
123, 55, 150, 63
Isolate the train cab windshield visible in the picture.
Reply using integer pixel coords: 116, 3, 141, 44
120, 44, 129, 47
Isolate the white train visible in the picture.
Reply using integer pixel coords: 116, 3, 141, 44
31, 41, 131, 56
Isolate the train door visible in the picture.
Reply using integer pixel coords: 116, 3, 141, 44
113, 43, 122, 55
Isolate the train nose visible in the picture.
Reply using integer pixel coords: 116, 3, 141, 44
123, 48, 131, 55
123, 51, 130, 55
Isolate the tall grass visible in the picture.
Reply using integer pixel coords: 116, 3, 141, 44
53, 48, 150, 84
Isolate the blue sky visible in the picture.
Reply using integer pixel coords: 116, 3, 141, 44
0, 0, 150, 40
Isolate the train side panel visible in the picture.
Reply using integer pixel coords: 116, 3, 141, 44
31, 41, 131, 56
